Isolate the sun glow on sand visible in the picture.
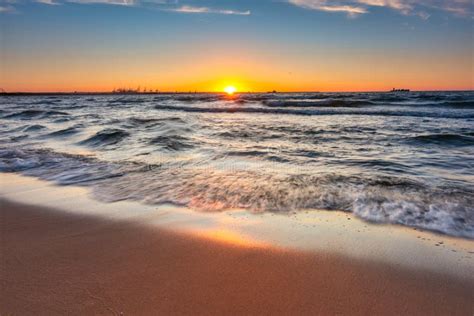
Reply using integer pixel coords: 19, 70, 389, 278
224, 86, 237, 95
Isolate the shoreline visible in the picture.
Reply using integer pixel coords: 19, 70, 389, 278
1, 198, 473, 315
1, 173, 473, 280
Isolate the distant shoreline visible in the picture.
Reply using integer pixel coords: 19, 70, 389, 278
1, 90, 473, 96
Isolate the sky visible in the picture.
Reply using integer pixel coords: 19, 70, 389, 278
0, 0, 473, 92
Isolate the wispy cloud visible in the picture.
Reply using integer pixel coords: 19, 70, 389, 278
357, 0, 411, 13
168, 5, 251, 15
0, 0, 15, 12
0, 5, 13, 12
31, 0, 251, 15
423, 0, 472, 17
36, 0, 60, 5
288, 0, 366, 17
6, 0, 470, 18
287, 0, 472, 18
67, 0, 135, 6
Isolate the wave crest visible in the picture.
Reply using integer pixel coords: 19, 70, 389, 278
79, 129, 129, 147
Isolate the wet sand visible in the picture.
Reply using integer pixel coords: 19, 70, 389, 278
1, 199, 473, 315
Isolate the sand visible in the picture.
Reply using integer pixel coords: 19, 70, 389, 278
1, 199, 473, 315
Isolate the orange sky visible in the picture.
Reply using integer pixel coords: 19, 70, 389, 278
1, 1, 473, 93
3, 50, 472, 92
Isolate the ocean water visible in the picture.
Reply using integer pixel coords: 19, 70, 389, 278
1, 92, 473, 238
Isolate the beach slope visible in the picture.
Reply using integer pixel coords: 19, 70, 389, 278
1, 199, 473, 315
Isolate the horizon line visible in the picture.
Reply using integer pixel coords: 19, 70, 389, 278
1, 89, 474, 95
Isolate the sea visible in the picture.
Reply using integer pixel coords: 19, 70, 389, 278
1, 91, 473, 238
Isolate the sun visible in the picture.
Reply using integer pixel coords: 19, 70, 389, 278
224, 86, 237, 95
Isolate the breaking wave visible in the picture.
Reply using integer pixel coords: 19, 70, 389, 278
0, 147, 473, 238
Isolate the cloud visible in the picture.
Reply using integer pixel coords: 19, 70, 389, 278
287, 0, 472, 18
33, 0, 136, 5
168, 5, 251, 15
0, 4, 15, 12
357, 0, 412, 13
288, 0, 366, 16
6, 0, 470, 18
36, 0, 60, 5
422, 0, 472, 17
67, 0, 135, 5
31, 0, 251, 15
0, 0, 16, 11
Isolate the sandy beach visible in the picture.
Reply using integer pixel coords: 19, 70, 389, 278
1, 198, 473, 315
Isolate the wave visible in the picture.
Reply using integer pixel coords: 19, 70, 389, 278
263, 99, 374, 108
215, 130, 281, 141
225, 150, 269, 157
1, 146, 473, 238
440, 101, 474, 109
27, 100, 60, 106
174, 95, 223, 103
46, 126, 81, 138
383, 101, 474, 109
2, 110, 69, 120
79, 129, 129, 147
108, 98, 147, 105
10, 135, 29, 142
92, 168, 474, 239
0, 147, 128, 184
53, 117, 73, 123
238, 94, 332, 102
412, 94, 447, 101
408, 133, 474, 147
370, 96, 408, 102
260, 98, 474, 109
343, 158, 412, 172
155, 104, 474, 119
126, 116, 186, 127
2, 93, 474, 239
148, 134, 194, 151
22, 124, 46, 132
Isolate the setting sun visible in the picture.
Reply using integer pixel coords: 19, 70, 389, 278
224, 86, 236, 95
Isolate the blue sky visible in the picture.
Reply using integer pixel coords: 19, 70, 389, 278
1, 0, 473, 91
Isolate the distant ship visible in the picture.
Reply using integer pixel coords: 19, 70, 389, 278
390, 88, 410, 92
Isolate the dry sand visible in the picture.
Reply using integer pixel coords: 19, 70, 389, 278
1, 199, 473, 315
